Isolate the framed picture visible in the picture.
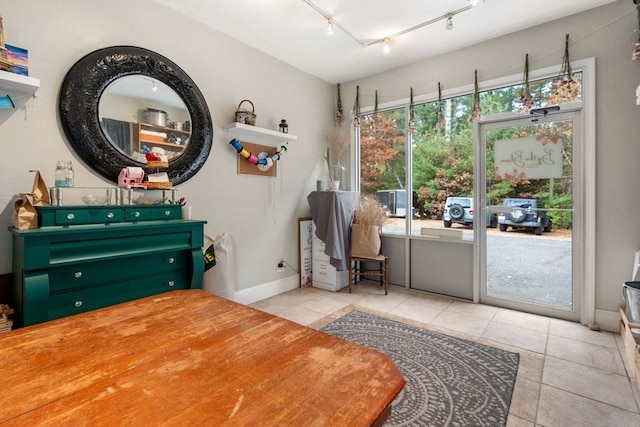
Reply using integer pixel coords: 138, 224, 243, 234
298, 217, 313, 287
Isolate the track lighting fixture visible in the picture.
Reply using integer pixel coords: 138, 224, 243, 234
304, 0, 480, 53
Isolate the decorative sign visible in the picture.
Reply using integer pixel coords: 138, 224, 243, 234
298, 217, 313, 287
494, 136, 562, 180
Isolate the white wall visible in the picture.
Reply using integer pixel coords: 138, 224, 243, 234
340, 0, 640, 315
0, 0, 334, 293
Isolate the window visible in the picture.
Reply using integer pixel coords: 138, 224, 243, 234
358, 107, 406, 234
357, 73, 582, 238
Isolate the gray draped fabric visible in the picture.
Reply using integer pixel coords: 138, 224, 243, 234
307, 191, 359, 271
101, 118, 132, 154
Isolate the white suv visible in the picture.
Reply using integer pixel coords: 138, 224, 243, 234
443, 196, 497, 228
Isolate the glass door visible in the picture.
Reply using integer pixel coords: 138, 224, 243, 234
476, 110, 581, 320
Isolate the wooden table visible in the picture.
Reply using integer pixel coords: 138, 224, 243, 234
0, 290, 405, 426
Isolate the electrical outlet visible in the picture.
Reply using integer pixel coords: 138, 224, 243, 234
276, 261, 285, 272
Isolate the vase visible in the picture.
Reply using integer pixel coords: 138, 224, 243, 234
330, 162, 345, 190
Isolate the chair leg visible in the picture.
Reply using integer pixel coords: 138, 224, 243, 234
348, 256, 353, 293
383, 257, 388, 295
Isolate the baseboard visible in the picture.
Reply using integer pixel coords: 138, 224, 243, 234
233, 274, 300, 305
594, 308, 622, 333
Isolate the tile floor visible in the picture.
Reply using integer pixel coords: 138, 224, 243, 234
249, 282, 640, 427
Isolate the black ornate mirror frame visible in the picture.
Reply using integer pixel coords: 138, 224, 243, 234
59, 45, 213, 185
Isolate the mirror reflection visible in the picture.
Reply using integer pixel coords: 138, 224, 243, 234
99, 76, 191, 162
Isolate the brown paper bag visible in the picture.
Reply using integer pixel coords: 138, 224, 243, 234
11, 193, 38, 230
351, 224, 381, 258
29, 169, 50, 206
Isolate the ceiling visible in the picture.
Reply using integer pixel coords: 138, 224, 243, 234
155, 0, 617, 84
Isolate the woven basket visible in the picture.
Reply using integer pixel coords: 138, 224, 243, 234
146, 160, 168, 169
146, 181, 173, 189
235, 99, 256, 126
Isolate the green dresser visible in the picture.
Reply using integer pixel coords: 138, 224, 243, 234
11, 207, 206, 327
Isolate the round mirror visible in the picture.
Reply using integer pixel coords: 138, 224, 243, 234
59, 46, 212, 185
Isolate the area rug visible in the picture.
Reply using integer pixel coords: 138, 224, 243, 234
321, 310, 519, 427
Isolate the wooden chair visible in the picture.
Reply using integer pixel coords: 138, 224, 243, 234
348, 228, 389, 295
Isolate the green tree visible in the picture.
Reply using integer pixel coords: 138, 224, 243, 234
359, 108, 406, 195
358, 73, 580, 228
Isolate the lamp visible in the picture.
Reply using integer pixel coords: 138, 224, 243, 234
446, 15, 453, 31
383, 38, 390, 54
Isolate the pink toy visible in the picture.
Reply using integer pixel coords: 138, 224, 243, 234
118, 167, 147, 189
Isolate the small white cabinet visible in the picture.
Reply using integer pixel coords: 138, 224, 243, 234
312, 223, 349, 292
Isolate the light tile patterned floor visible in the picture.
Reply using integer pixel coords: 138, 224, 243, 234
249, 282, 640, 427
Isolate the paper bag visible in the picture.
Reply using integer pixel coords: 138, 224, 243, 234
11, 193, 38, 229
351, 224, 381, 258
29, 169, 50, 206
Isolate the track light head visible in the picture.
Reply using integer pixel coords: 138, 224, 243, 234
446, 15, 453, 30
327, 18, 334, 35
383, 38, 390, 54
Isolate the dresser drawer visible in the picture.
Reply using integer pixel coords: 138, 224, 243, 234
49, 207, 125, 226
49, 250, 188, 293
49, 232, 193, 265
312, 260, 348, 287
48, 271, 188, 321
312, 236, 330, 262
36, 205, 182, 226
124, 205, 182, 221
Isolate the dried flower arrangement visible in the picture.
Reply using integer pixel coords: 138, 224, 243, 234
634, 0, 640, 60
328, 128, 349, 163
354, 196, 388, 227
550, 34, 581, 103
470, 69, 482, 122
335, 83, 344, 126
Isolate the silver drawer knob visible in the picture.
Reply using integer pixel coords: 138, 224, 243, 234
164, 210, 171, 216
74, 271, 82, 278
133, 211, 141, 218
74, 301, 83, 307
168, 281, 175, 287
168, 257, 175, 264
106, 212, 114, 219
66, 213, 75, 220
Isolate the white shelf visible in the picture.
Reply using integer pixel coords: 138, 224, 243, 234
224, 122, 297, 145
0, 70, 40, 96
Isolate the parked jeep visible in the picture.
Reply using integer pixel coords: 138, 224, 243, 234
497, 198, 551, 235
443, 196, 497, 228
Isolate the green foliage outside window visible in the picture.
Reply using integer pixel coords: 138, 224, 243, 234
358, 73, 581, 229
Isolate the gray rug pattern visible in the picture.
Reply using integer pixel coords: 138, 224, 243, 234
321, 311, 519, 427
